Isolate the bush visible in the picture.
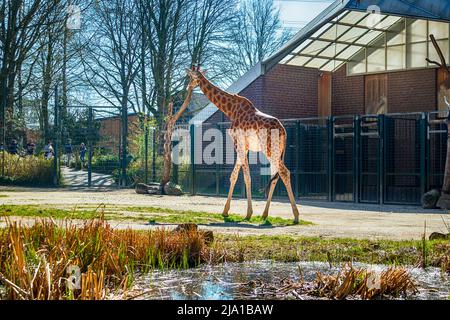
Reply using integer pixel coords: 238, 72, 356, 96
91, 155, 121, 175
0, 153, 53, 186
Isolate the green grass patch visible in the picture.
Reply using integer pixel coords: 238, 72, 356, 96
124, 205, 311, 226
219, 234, 450, 268
0, 204, 311, 227
0, 195, 8, 198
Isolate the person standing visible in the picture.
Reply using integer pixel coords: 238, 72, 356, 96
64, 139, 73, 166
9, 139, 19, 155
26, 142, 36, 156
44, 141, 54, 160
79, 143, 87, 168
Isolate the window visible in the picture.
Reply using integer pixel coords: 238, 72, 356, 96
348, 18, 450, 75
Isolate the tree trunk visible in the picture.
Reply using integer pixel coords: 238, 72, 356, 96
161, 87, 193, 186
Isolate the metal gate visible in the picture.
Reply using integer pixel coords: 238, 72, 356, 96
333, 116, 355, 202
359, 115, 382, 203
383, 113, 425, 205
59, 104, 121, 188
297, 118, 329, 200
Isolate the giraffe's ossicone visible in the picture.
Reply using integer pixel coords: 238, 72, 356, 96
187, 67, 300, 223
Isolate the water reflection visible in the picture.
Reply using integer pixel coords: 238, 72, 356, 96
126, 261, 449, 300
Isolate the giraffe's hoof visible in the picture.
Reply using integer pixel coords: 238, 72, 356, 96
293, 219, 299, 225
222, 212, 229, 218
244, 215, 252, 221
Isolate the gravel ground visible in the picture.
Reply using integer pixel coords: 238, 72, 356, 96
0, 187, 448, 240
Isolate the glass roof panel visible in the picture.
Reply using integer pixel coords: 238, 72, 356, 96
377, 16, 402, 30
319, 24, 351, 40
288, 55, 310, 66
280, 54, 294, 64
300, 40, 330, 55
322, 60, 345, 72
356, 30, 383, 45
311, 23, 332, 38
356, 14, 386, 29
336, 45, 363, 59
292, 39, 312, 54
340, 11, 368, 25
305, 58, 329, 68
320, 43, 348, 57
340, 27, 367, 43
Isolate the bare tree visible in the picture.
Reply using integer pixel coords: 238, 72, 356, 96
79, 0, 142, 185
223, 0, 292, 80
0, 0, 64, 144
138, 0, 189, 133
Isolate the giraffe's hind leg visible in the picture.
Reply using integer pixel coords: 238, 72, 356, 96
262, 173, 279, 220
222, 162, 241, 217
278, 162, 300, 223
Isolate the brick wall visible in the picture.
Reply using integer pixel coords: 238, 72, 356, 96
98, 114, 142, 155
205, 64, 438, 122
332, 65, 365, 116
387, 68, 437, 113
206, 64, 319, 122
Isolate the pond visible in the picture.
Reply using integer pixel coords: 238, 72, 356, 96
122, 261, 450, 300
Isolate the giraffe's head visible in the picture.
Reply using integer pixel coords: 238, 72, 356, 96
186, 65, 205, 89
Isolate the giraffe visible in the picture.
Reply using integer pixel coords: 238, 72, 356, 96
187, 66, 300, 223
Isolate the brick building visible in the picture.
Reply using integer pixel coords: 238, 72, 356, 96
185, 0, 450, 205
191, 0, 450, 124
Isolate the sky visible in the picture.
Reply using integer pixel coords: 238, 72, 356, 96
275, 0, 334, 31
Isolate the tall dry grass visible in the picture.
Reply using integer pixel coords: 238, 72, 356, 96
0, 218, 223, 300
0, 153, 53, 185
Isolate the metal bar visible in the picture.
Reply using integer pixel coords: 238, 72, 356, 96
144, 124, 149, 184
152, 128, 156, 181
354, 116, 360, 203
360, 132, 379, 137
53, 86, 59, 186
328, 116, 334, 201
428, 130, 447, 134
190, 125, 195, 195
420, 113, 427, 196
334, 133, 354, 138
334, 124, 354, 129
378, 114, 384, 204
295, 121, 300, 198
87, 107, 93, 188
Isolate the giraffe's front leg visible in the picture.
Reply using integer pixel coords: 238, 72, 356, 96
223, 162, 241, 217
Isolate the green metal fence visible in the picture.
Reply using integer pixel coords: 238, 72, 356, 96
185, 111, 447, 206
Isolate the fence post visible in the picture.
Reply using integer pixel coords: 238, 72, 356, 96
144, 124, 149, 184
295, 121, 300, 198
378, 114, 385, 204
87, 107, 93, 188
53, 86, 59, 186
420, 112, 427, 197
353, 116, 360, 203
328, 116, 334, 201
152, 128, 156, 181
190, 124, 196, 195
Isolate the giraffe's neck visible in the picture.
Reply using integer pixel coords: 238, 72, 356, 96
197, 73, 240, 120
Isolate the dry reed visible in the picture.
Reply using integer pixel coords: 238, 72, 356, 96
0, 217, 223, 300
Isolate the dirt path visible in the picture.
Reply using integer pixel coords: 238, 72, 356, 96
61, 167, 116, 187
0, 187, 448, 240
